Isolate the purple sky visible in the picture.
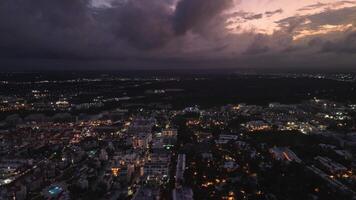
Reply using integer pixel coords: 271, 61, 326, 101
1, 0, 356, 70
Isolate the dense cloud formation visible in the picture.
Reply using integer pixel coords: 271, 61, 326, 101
0, 0, 232, 60
322, 32, 356, 53
174, 0, 232, 34
0, 0, 102, 59
0, 0, 356, 70
110, 0, 174, 50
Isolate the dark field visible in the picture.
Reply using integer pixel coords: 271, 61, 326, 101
0, 72, 355, 109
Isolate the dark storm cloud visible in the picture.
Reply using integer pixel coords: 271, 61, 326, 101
108, 0, 175, 50
0, 0, 233, 62
243, 34, 270, 55
173, 0, 232, 34
244, 45, 269, 55
0, 0, 111, 60
322, 31, 356, 53
1, 0, 356, 70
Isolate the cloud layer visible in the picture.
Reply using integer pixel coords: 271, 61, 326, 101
0, 0, 355, 70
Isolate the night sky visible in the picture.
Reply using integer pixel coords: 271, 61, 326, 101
1, 0, 356, 70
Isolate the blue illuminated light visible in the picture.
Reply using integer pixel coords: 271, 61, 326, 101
48, 186, 63, 196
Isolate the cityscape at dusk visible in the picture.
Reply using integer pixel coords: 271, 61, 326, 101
0, 0, 356, 200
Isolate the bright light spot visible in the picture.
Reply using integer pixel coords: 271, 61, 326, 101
293, 24, 354, 40
3, 179, 12, 184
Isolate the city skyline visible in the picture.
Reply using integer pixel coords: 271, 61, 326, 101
0, 72, 355, 200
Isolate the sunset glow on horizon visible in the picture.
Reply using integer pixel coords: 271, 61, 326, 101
1, 0, 356, 69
